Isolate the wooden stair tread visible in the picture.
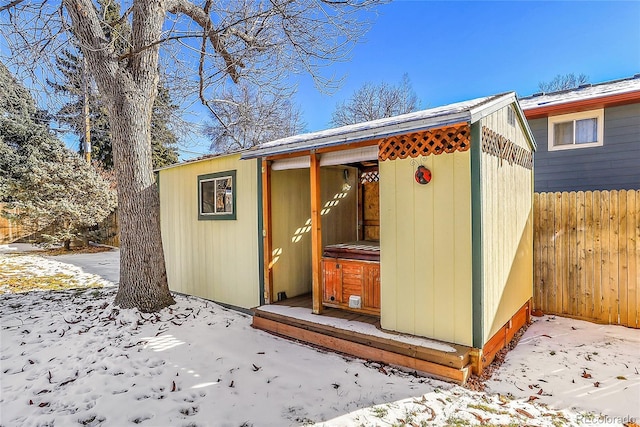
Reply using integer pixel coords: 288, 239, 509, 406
253, 307, 470, 370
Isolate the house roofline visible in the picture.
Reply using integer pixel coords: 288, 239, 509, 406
523, 89, 640, 119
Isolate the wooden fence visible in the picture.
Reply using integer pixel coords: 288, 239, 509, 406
0, 204, 26, 244
0, 204, 120, 247
534, 190, 639, 328
98, 209, 120, 247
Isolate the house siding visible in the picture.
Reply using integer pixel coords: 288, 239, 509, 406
531, 103, 640, 192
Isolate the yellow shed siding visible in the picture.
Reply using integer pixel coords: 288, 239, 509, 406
270, 166, 358, 299
380, 153, 473, 347
159, 154, 260, 309
480, 107, 534, 344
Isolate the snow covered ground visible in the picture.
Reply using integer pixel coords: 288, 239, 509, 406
1, 245, 639, 426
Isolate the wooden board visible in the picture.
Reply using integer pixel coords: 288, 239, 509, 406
322, 258, 380, 315
310, 153, 323, 314
627, 190, 637, 327
363, 181, 380, 241
533, 190, 639, 328
481, 300, 530, 369
262, 160, 273, 304
252, 316, 471, 384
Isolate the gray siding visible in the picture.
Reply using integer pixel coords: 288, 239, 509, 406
531, 103, 640, 192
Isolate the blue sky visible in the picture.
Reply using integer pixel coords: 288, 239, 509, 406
3, 1, 638, 158
287, 1, 640, 138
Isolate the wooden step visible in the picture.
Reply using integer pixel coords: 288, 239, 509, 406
252, 308, 471, 384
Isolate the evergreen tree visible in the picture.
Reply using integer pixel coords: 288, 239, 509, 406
48, 0, 179, 169
1, 62, 117, 249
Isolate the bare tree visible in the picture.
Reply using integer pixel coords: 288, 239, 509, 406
331, 73, 420, 126
538, 73, 589, 93
1, 0, 381, 312
205, 83, 305, 153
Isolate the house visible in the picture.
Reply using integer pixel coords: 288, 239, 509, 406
520, 75, 640, 192
158, 92, 536, 383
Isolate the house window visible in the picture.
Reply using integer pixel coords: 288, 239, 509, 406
548, 109, 604, 151
198, 170, 236, 220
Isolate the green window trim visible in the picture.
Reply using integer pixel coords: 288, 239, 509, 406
198, 170, 237, 220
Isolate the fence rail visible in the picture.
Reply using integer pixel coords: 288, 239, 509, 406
534, 190, 639, 328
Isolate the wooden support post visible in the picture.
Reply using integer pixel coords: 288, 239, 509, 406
262, 159, 273, 304
310, 152, 323, 314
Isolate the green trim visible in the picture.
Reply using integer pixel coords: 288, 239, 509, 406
197, 170, 237, 221
470, 122, 484, 348
256, 159, 265, 306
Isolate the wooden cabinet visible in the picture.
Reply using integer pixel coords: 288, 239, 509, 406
322, 258, 380, 315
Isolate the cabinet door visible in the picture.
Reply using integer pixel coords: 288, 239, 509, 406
363, 263, 380, 309
322, 259, 342, 303
341, 261, 365, 303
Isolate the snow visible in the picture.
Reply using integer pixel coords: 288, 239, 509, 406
486, 314, 640, 421
1, 248, 639, 426
519, 76, 640, 110
258, 305, 458, 353
241, 94, 508, 159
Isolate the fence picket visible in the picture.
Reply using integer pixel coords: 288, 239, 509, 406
619, 191, 628, 326
627, 190, 637, 327
592, 191, 602, 322
533, 190, 639, 328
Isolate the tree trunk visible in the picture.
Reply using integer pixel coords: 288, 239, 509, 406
63, 0, 175, 312
109, 88, 175, 312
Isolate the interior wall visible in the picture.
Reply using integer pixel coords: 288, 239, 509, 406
321, 166, 358, 246
271, 168, 312, 299
270, 165, 358, 300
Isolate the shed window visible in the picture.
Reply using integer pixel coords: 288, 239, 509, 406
507, 106, 515, 126
548, 109, 604, 151
198, 170, 236, 220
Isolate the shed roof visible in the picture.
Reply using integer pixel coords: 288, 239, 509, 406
155, 149, 248, 172
519, 75, 640, 111
242, 92, 534, 159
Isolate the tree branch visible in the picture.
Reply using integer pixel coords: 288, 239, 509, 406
0, 0, 26, 13
166, 0, 240, 83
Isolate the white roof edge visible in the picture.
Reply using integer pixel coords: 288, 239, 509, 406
243, 92, 538, 159
154, 150, 246, 173
518, 75, 640, 110
512, 100, 537, 152
241, 111, 471, 159
469, 92, 516, 122
470, 92, 537, 152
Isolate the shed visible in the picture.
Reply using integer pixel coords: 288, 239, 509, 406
158, 153, 261, 310
158, 92, 536, 382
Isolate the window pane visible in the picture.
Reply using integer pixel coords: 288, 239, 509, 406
553, 122, 573, 146
200, 181, 216, 214
215, 177, 233, 214
575, 118, 598, 144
